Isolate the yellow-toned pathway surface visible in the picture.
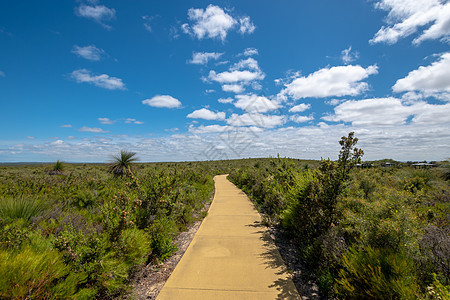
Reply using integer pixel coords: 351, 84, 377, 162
157, 175, 301, 299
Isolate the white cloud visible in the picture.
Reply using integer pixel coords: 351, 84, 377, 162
323, 97, 450, 126
289, 114, 314, 123
227, 113, 286, 128
279, 65, 378, 100
326, 99, 344, 106
98, 117, 115, 125
125, 118, 144, 124
70, 69, 125, 90
189, 52, 223, 65
75, 4, 115, 29
233, 94, 280, 113
242, 48, 258, 56
411, 102, 450, 124
218, 97, 233, 104
26, 136, 35, 139
142, 95, 182, 108
79, 126, 109, 133
393, 52, 450, 99
222, 84, 244, 93
60, 124, 72, 128
341, 46, 359, 64
208, 57, 264, 92
0, 70, 5, 77
238, 16, 256, 34
323, 98, 412, 126
189, 124, 233, 134
208, 69, 264, 84
187, 108, 226, 120
230, 57, 260, 71
72, 45, 105, 61
289, 103, 311, 113
370, 0, 450, 45
181, 5, 255, 41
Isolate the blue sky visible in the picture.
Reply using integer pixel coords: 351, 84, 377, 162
0, 0, 449, 162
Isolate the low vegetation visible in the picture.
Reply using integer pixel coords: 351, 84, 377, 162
0, 136, 448, 299
228, 133, 449, 299
0, 161, 222, 298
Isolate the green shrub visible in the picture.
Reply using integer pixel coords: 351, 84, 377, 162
336, 246, 420, 299
0, 196, 46, 222
115, 227, 151, 267
0, 219, 29, 250
0, 247, 88, 299
148, 216, 178, 261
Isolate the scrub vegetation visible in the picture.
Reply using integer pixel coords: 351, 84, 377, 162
228, 133, 450, 299
0, 135, 449, 299
0, 160, 226, 298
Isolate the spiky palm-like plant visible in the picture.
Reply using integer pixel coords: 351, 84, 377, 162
110, 150, 138, 177
49, 160, 64, 175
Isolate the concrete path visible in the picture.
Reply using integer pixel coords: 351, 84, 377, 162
157, 175, 301, 299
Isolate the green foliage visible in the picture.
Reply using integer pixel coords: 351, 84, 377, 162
228, 135, 449, 298
336, 246, 420, 299
0, 196, 46, 222
282, 132, 364, 243
0, 246, 88, 299
53, 160, 64, 172
425, 274, 450, 300
110, 150, 138, 177
148, 216, 178, 262
0, 219, 29, 249
0, 160, 217, 298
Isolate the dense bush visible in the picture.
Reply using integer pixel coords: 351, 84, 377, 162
0, 161, 217, 298
229, 135, 450, 299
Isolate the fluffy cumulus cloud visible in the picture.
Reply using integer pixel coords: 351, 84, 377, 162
279, 65, 378, 100
233, 94, 280, 113
370, 0, 450, 45
322, 97, 450, 126
188, 52, 223, 65
75, 4, 116, 29
70, 69, 125, 90
187, 108, 226, 120
289, 103, 311, 113
208, 57, 265, 93
208, 70, 264, 84
222, 84, 244, 93
393, 52, 450, 99
79, 126, 108, 133
72, 45, 105, 61
227, 113, 286, 128
142, 95, 182, 108
181, 5, 255, 41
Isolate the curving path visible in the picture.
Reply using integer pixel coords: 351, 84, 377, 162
156, 175, 301, 299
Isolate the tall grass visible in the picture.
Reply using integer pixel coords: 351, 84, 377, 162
0, 196, 45, 222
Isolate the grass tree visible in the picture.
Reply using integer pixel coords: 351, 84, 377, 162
110, 150, 138, 177
49, 160, 64, 175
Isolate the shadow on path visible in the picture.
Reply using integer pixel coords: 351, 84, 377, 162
247, 221, 301, 299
